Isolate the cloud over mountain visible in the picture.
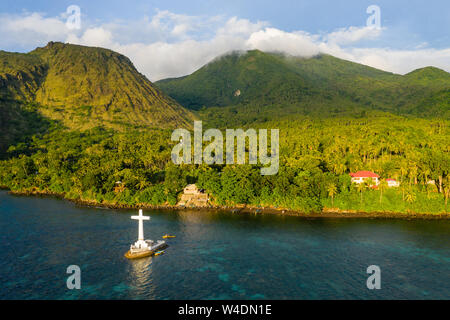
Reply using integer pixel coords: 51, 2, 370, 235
0, 10, 449, 81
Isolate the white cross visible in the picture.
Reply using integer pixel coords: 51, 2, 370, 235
131, 209, 150, 241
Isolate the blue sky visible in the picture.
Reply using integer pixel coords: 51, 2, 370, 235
1, 0, 449, 79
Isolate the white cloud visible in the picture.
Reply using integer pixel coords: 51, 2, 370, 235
0, 12, 71, 47
111, 34, 250, 80
67, 27, 113, 47
246, 28, 320, 57
149, 10, 196, 39
217, 17, 268, 37
0, 11, 448, 80
325, 26, 383, 46
336, 47, 450, 74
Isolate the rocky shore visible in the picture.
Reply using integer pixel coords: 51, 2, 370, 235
5, 188, 450, 219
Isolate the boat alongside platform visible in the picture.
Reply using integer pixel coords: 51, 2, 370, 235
124, 209, 168, 260
124, 240, 167, 259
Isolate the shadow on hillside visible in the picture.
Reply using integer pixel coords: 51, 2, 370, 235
0, 98, 55, 160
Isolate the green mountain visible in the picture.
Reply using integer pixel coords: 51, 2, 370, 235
0, 42, 195, 128
0, 46, 448, 215
0, 42, 196, 155
156, 50, 450, 126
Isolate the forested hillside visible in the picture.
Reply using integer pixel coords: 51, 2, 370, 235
0, 115, 448, 214
0, 42, 195, 155
0, 46, 448, 214
156, 50, 450, 127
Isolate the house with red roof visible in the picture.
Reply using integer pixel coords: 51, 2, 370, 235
349, 171, 380, 186
386, 178, 400, 187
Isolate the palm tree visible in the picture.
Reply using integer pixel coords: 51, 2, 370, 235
356, 182, 365, 204
405, 190, 416, 204
136, 180, 148, 190
327, 183, 337, 207
444, 176, 450, 212
409, 164, 418, 185
366, 177, 375, 189
444, 186, 449, 212
426, 183, 435, 199
399, 182, 407, 201
378, 178, 388, 204
400, 165, 408, 184
422, 168, 431, 186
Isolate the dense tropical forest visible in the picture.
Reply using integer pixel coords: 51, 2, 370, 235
0, 43, 449, 214
0, 113, 448, 214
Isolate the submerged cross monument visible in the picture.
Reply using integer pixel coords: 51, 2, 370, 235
125, 209, 168, 259
131, 209, 150, 248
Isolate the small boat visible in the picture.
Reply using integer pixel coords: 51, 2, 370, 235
154, 251, 164, 256
162, 234, 176, 239
124, 240, 168, 259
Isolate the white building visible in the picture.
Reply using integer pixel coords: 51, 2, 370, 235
386, 179, 400, 187
350, 171, 380, 186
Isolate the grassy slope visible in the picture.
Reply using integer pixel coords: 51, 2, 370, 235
0, 51, 50, 156
0, 42, 197, 156
0, 50, 47, 100
1, 42, 196, 132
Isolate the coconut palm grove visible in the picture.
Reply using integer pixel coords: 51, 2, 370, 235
0, 43, 449, 215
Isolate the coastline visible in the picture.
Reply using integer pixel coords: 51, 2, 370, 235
3, 188, 449, 219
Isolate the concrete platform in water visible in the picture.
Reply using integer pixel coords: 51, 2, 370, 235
124, 209, 168, 260
124, 240, 168, 259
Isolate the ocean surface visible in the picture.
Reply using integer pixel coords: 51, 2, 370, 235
0, 190, 448, 300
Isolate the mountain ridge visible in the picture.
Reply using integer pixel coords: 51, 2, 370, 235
0, 41, 197, 156
155, 50, 449, 126
0, 41, 196, 130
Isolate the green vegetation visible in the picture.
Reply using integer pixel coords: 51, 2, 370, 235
0, 45, 449, 215
0, 115, 448, 214
156, 50, 450, 127
0, 100, 54, 157
0, 42, 195, 132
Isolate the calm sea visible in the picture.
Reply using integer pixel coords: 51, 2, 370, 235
0, 190, 448, 299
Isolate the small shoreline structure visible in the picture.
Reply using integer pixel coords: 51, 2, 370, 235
177, 184, 209, 207
124, 209, 167, 259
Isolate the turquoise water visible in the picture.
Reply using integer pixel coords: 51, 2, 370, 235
0, 190, 448, 299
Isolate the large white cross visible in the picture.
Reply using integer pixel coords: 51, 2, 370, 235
131, 209, 150, 241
